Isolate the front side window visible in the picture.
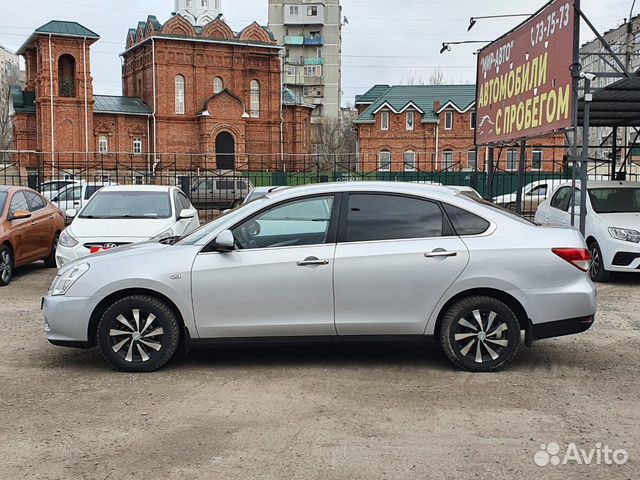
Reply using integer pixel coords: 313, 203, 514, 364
9, 191, 29, 215
404, 151, 416, 171
379, 151, 391, 171
25, 192, 46, 212
133, 137, 143, 154
59, 186, 82, 202
506, 149, 518, 171
381, 111, 389, 131
406, 111, 415, 131
442, 150, 453, 169
214, 76, 224, 94
0, 192, 7, 216
80, 191, 172, 219
175, 75, 185, 115
532, 150, 543, 170
346, 194, 444, 242
232, 196, 334, 249
250, 80, 260, 118
98, 136, 108, 154
444, 111, 453, 130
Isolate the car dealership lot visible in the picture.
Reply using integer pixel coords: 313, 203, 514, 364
1, 266, 639, 479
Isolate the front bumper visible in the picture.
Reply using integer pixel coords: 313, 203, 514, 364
43, 294, 95, 347
532, 315, 595, 341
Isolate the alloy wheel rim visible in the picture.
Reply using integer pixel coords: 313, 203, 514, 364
0, 251, 12, 283
590, 247, 600, 277
454, 309, 509, 363
108, 309, 164, 363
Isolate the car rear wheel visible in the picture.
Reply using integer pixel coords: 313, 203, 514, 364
43, 234, 59, 268
0, 245, 14, 287
589, 241, 610, 282
97, 295, 180, 372
439, 296, 521, 372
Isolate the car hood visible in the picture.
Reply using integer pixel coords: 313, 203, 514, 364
68, 218, 174, 239
599, 212, 640, 229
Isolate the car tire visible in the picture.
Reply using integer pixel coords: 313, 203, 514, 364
97, 295, 180, 372
439, 295, 521, 372
43, 233, 59, 268
0, 245, 14, 287
589, 241, 610, 282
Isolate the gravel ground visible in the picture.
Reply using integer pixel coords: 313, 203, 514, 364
1, 263, 639, 479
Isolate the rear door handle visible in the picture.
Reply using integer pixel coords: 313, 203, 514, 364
297, 257, 329, 267
31, 221, 38, 226
425, 250, 457, 258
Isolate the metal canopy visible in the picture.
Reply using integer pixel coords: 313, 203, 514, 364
578, 76, 640, 127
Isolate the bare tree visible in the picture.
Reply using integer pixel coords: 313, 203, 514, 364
313, 116, 357, 172
400, 68, 448, 86
0, 66, 21, 152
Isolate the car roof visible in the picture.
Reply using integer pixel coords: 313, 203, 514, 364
98, 185, 172, 193
556, 180, 640, 189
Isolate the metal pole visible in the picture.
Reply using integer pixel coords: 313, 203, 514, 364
580, 77, 592, 236
486, 146, 494, 200
611, 127, 618, 180
570, 0, 581, 227
515, 141, 527, 215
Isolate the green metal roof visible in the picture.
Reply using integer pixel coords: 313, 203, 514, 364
355, 84, 390, 105
94, 95, 151, 116
282, 87, 314, 109
9, 86, 36, 113
35, 21, 99, 38
355, 85, 476, 124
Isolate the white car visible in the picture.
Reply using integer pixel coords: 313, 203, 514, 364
56, 185, 200, 267
38, 180, 79, 200
52, 182, 117, 214
449, 186, 483, 200
535, 181, 640, 281
493, 179, 566, 213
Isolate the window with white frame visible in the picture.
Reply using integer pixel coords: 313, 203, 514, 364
98, 136, 108, 154
289, 5, 299, 15
379, 151, 391, 171
406, 111, 415, 131
442, 150, 453, 169
506, 149, 518, 171
250, 79, 260, 118
214, 76, 224, 94
304, 65, 322, 77
470, 111, 476, 129
201, 0, 209, 7
404, 150, 416, 171
307, 5, 318, 16
532, 150, 543, 170
175, 75, 185, 115
381, 111, 389, 131
133, 137, 143, 154
444, 111, 453, 130
467, 149, 477, 170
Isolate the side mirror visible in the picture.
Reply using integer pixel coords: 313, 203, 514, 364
65, 208, 78, 219
213, 230, 235, 252
9, 210, 31, 221
51, 196, 59, 202
178, 208, 196, 220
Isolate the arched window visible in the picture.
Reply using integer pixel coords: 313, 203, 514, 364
98, 136, 109, 154
214, 77, 224, 94
250, 80, 260, 118
442, 150, 454, 169
58, 54, 76, 97
133, 138, 143, 154
378, 150, 391, 172
175, 75, 185, 115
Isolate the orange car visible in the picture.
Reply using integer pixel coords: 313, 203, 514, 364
0, 186, 65, 286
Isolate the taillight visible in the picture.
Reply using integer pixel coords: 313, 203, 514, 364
552, 248, 591, 272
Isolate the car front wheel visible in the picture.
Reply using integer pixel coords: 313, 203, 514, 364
589, 241, 610, 282
0, 245, 14, 286
97, 295, 180, 372
439, 296, 521, 372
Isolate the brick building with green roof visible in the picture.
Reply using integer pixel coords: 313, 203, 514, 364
354, 84, 565, 174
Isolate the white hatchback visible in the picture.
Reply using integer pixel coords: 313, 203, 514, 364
535, 181, 640, 281
56, 185, 200, 267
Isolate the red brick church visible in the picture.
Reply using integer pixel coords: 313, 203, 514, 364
9, 0, 313, 178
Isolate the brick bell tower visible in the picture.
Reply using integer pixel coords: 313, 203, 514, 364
174, 0, 222, 26
18, 21, 100, 160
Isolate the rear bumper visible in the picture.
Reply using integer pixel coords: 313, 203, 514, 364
532, 315, 595, 341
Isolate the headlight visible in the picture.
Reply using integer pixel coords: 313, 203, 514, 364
59, 230, 78, 248
49, 263, 89, 296
609, 227, 640, 243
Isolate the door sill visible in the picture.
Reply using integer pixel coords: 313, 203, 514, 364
189, 334, 431, 348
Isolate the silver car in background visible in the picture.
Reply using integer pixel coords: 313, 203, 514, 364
43, 182, 596, 373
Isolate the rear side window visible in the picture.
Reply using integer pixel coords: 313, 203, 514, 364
25, 192, 47, 212
443, 203, 490, 236
217, 180, 235, 190
551, 187, 571, 211
346, 194, 445, 242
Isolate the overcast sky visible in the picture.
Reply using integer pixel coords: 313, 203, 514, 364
0, 0, 635, 104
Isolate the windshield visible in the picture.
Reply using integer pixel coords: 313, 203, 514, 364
79, 191, 172, 219
177, 197, 269, 245
588, 188, 640, 214
0, 192, 7, 216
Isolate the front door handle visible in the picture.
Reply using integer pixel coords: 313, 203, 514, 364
297, 257, 329, 267
31, 221, 38, 226
425, 250, 457, 258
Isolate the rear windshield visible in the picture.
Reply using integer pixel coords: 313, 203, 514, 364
79, 191, 172, 219
588, 188, 640, 213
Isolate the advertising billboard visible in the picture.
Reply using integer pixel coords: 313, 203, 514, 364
475, 0, 577, 145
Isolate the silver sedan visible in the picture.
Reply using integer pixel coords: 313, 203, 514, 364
43, 182, 597, 372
